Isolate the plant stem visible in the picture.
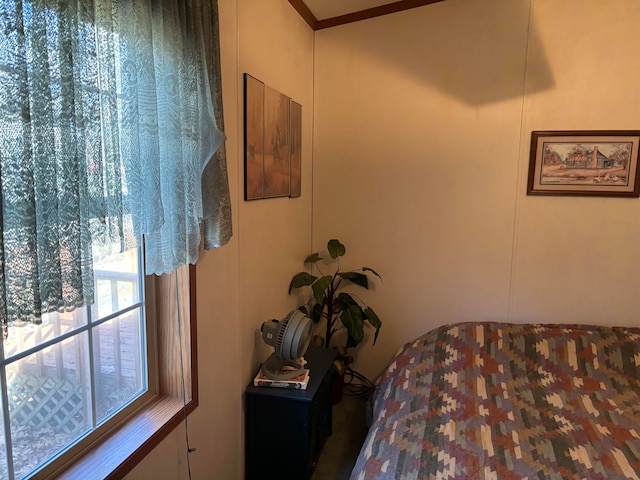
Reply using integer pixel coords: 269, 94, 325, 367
325, 283, 334, 347
324, 275, 341, 348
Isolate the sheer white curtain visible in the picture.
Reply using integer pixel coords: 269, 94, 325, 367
0, 0, 231, 336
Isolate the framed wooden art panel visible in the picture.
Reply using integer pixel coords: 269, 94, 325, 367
289, 100, 302, 198
263, 85, 290, 198
244, 74, 302, 200
244, 74, 264, 200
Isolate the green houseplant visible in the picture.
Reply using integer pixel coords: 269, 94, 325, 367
288, 239, 382, 377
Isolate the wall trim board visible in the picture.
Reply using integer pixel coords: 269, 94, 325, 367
288, 0, 318, 29
288, 0, 446, 31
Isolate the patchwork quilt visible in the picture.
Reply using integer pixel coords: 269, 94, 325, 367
350, 322, 640, 480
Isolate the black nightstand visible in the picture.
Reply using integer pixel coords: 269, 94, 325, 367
245, 345, 336, 480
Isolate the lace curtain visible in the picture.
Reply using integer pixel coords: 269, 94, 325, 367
0, 0, 231, 336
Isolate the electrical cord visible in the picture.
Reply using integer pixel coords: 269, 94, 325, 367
343, 367, 375, 399
175, 271, 196, 480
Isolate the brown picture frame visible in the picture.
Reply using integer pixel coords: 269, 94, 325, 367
527, 130, 640, 197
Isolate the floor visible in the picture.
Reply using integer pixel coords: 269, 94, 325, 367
311, 394, 370, 480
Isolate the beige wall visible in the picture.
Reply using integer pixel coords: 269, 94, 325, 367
237, 0, 315, 384
511, 0, 640, 323
124, 0, 640, 477
126, 0, 314, 478
313, 0, 640, 381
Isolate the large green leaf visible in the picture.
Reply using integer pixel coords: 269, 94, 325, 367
364, 307, 381, 345
304, 253, 322, 264
312, 275, 333, 305
288, 272, 317, 294
364, 307, 381, 328
337, 271, 369, 289
327, 239, 346, 259
337, 292, 358, 307
362, 267, 382, 281
340, 305, 364, 345
311, 303, 323, 323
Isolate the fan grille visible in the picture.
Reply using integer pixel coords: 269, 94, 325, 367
275, 314, 291, 356
274, 310, 312, 360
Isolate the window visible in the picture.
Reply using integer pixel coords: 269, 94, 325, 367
0, 0, 226, 475
1, 246, 150, 479
1, 261, 198, 480
57, 266, 197, 480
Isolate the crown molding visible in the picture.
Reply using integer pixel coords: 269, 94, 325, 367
289, 0, 446, 31
288, 0, 318, 29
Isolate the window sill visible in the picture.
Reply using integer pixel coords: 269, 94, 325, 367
57, 394, 196, 479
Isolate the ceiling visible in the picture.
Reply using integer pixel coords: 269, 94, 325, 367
289, 0, 445, 30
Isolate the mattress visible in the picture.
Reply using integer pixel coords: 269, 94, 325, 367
350, 322, 640, 479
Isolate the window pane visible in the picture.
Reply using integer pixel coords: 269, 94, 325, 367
7, 334, 91, 479
94, 309, 146, 424
92, 248, 141, 321
3, 310, 87, 361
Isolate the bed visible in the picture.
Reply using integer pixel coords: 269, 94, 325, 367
350, 322, 640, 480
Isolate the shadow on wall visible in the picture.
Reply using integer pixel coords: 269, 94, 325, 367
337, 0, 554, 106
252, 326, 270, 379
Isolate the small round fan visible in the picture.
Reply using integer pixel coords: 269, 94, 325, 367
260, 310, 312, 380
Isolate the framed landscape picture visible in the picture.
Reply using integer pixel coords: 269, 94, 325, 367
527, 131, 640, 197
